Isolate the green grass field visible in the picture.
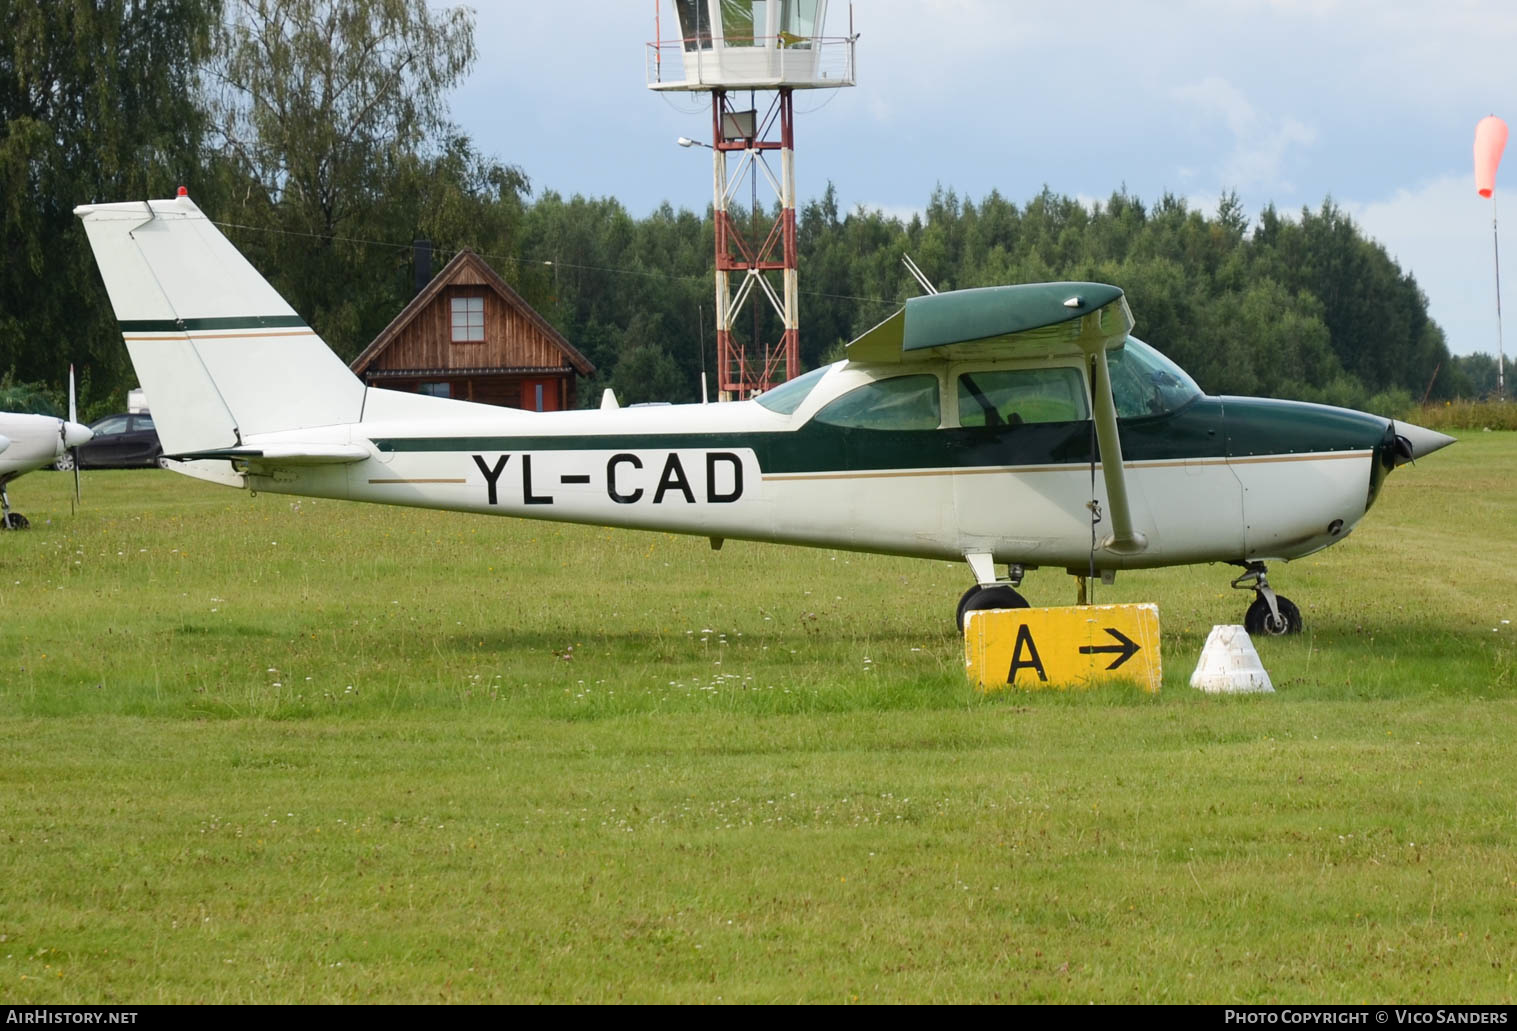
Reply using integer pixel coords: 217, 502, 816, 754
2, 435, 1514, 1003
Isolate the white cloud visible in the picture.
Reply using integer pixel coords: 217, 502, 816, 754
853, 201, 924, 224
1171, 77, 1317, 193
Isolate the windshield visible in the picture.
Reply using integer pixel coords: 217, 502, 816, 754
755, 364, 830, 414
1106, 337, 1202, 418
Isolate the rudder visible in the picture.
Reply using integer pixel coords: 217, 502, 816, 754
75, 195, 365, 454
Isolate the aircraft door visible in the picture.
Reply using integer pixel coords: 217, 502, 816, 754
949, 365, 1102, 563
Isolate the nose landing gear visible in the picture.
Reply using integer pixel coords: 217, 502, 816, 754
1231, 562, 1302, 636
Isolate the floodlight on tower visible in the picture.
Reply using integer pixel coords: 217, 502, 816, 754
648, 1, 857, 400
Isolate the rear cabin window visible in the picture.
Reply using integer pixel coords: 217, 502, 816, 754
754, 364, 829, 415
813, 375, 940, 430
957, 368, 1088, 427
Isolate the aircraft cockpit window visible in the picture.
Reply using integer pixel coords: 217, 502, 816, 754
1106, 338, 1202, 418
956, 368, 1088, 427
754, 364, 830, 415
813, 375, 941, 430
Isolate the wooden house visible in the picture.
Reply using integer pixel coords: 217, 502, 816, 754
350, 249, 593, 411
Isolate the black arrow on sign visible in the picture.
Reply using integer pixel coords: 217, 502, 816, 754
1079, 627, 1140, 670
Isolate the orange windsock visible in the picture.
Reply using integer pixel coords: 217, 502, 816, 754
1475, 115, 1508, 198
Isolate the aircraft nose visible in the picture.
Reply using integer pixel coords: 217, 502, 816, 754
1391, 420, 1456, 465
63, 421, 93, 448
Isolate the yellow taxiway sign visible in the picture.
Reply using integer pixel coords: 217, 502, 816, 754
964, 603, 1162, 694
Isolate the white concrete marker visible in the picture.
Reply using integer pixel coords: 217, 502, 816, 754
1189, 624, 1274, 694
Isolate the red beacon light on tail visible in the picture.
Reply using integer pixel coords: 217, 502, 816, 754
176, 185, 188, 198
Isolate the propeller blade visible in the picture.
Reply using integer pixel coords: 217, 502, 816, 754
67, 364, 81, 511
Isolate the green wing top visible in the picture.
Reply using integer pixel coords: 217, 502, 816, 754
847, 282, 1133, 363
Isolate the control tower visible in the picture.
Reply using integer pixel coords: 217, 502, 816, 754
647, 1, 856, 398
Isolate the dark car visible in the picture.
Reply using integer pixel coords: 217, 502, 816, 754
73, 412, 168, 469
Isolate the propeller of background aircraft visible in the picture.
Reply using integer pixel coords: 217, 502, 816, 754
0, 364, 92, 529
62, 365, 83, 510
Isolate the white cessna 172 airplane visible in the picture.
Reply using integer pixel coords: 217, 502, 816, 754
0, 369, 91, 528
74, 192, 1455, 633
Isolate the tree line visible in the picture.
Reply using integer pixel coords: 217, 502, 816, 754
2, 0, 1509, 419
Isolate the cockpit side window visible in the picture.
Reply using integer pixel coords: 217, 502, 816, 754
813, 374, 941, 430
1106, 337, 1202, 418
956, 368, 1088, 427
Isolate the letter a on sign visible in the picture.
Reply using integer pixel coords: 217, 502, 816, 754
1007, 624, 1048, 684
963, 604, 1162, 694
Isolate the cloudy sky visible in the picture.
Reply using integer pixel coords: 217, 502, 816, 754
450, 0, 1517, 359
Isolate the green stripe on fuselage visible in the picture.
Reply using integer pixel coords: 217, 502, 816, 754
120, 315, 308, 333
371, 398, 1394, 475
1218, 396, 1391, 458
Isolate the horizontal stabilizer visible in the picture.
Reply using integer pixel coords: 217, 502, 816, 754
174, 443, 370, 465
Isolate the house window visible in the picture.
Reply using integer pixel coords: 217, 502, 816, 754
418, 382, 451, 398
450, 297, 484, 342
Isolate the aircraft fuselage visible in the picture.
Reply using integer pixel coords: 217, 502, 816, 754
239, 375, 1398, 573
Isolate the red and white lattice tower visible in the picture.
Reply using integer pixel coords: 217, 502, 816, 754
648, 1, 856, 399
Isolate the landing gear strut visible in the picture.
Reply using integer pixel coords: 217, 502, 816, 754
1231, 562, 1302, 636
0, 480, 28, 530
955, 562, 1028, 630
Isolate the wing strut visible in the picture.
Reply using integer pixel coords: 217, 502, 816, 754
1073, 300, 1148, 555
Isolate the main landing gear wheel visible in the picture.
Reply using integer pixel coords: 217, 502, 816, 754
1245, 595, 1302, 636
1231, 561, 1303, 636
956, 584, 1029, 631
0, 482, 26, 530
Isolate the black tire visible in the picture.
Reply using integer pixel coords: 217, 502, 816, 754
1, 512, 30, 530
956, 584, 1029, 631
1244, 594, 1302, 636
52, 451, 75, 472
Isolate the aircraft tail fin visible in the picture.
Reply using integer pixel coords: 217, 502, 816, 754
74, 194, 366, 456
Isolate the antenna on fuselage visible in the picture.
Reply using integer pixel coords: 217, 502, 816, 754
901, 253, 938, 296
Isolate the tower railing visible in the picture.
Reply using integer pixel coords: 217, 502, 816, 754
645, 35, 856, 89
